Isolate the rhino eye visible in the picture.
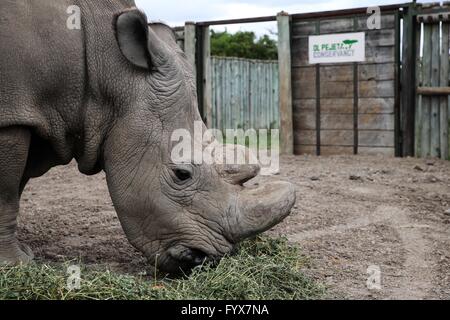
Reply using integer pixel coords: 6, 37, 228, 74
173, 168, 192, 182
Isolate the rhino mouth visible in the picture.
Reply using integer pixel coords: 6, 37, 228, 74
165, 245, 219, 274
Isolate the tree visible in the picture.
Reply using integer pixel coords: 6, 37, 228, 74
210, 30, 278, 60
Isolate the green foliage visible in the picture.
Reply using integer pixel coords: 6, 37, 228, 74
211, 30, 278, 60
0, 237, 324, 300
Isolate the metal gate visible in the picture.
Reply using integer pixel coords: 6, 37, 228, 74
291, 7, 401, 156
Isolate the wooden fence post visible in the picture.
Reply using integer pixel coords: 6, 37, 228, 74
401, 3, 417, 157
277, 12, 294, 155
184, 22, 196, 78
440, 23, 449, 160
201, 26, 213, 128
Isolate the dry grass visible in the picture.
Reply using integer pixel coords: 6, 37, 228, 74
0, 237, 324, 300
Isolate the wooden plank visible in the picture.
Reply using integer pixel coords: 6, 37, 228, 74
202, 26, 212, 128
358, 147, 395, 156
394, 10, 401, 157
353, 17, 358, 156
215, 58, 222, 129
325, 80, 395, 98
359, 131, 395, 147
290, 14, 395, 37
365, 29, 396, 47
321, 114, 354, 130
294, 98, 395, 114
294, 145, 316, 155
277, 12, 294, 154
293, 63, 395, 83
417, 86, 450, 95
421, 23, 432, 157
319, 18, 355, 34
291, 21, 316, 36
292, 66, 316, 98
317, 17, 395, 34
184, 23, 196, 75
294, 98, 353, 114
439, 23, 450, 160
295, 130, 355, 146
359, 63, 396, 81
353, 63, 359, 154
293, 80, 395, 99
359, 114, 395, 130
364, 46, 396, 64
294, 112, 366, 130
291, 37, 309, 66
440, 23, 449, 159
401, 4, 417, 157
448, 22, 450, 160
295, 145, 356, 155
295, 144, 391, 156
430, 23, 440, 157
359, 80, 395, 98
292, 67, 395, 86
414, 21, 423, 157
294, 129, 316, 145
360, 98, 395, 114
211, 57, 216, 128
315, 18, 321, 156
322, 130, 354, 146
294, 110, 316, 130
320, 146, 354, 155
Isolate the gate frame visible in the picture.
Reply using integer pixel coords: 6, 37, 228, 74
290, 4, 406, 156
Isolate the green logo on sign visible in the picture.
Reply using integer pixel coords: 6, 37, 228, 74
342, 39, 358, 46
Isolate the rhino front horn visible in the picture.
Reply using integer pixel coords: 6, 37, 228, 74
229, 181, 296, 242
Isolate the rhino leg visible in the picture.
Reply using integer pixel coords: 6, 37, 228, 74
0, 126, 34, 265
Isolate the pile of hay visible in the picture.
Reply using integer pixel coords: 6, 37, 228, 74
0, 237, 324, 300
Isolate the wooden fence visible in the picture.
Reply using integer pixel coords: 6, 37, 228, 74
415, 5, 450, 160
174, 2, 450, 158
210, 57, 279, 131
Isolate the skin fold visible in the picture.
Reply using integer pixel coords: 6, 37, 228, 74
0, 0, 295, 274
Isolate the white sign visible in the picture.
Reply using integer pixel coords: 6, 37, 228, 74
309, 32, 366, 64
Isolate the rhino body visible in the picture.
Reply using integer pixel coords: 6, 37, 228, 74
0, 0, 295, 273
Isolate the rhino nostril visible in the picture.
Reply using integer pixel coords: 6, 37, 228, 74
169, 246, 209, 267
189, 248, 208, 266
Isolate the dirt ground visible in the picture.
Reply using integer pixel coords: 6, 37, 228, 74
18, 155, 450, 300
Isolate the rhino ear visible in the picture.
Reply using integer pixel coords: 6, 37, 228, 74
114, 9, 151, 69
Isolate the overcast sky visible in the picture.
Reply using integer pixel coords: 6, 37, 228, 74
135, 0, 426, 36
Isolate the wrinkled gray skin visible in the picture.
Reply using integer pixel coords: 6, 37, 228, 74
0, 0, 295, 273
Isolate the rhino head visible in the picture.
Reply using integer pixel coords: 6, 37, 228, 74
100, 9, 295, 274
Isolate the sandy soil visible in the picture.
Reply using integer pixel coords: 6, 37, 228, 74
18, 155, 450, 300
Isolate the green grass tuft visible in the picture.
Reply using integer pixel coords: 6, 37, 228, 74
0, 237, 325, 300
